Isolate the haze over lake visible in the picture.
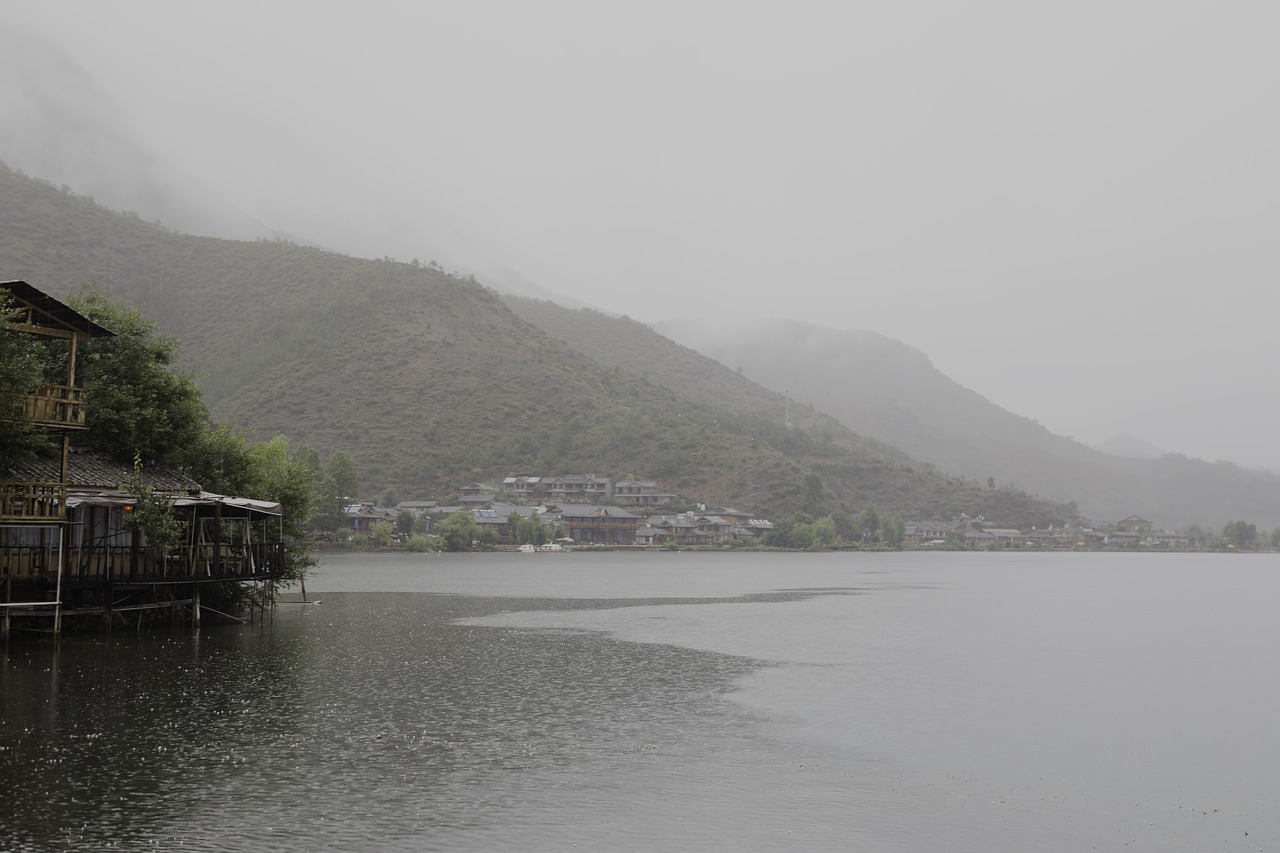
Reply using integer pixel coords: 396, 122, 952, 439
3, 3, 1278, 469
3, 550, 1276, 851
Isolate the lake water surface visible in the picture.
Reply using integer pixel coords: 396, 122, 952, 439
2, 550, 1277, 851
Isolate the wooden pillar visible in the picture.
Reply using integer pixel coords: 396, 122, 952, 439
60, 435, 70, 497
83, 506, 94, 581
53, 524, 64, 637
213, 503, 223, 579
56, 329, 76, 637
192, 582, 201, 628
103, 525, 120, 625
2, 576, 10, 642
129, 526, 139, 583
66, 331, 78, 388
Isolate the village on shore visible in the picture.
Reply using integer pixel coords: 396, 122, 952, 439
3, 281, 1268, 642
337, 473, 1224, 552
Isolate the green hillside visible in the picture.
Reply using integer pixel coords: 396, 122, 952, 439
0, 162, 1076, 526
653, 316, 1280, 529
504, 297, 911, 462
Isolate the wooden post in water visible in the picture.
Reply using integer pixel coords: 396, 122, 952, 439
192, 582, 201, 628
2, 576, 10, 642
52, 525, 64, 637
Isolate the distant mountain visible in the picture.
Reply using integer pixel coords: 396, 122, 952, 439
0, 21, 519, 286
651, 316, 1280, 529
1093, 433, 1166, 460
0, 23, 298, 246
503, 298, 910, 460
0, 163, 1076, 527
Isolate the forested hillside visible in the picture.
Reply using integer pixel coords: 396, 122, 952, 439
653, 316, 1280, 528
504, 296, 909, 461
0, 162, 1077, 526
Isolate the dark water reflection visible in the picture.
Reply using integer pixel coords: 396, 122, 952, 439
4, 551, 1279, 852
2, 591, 779, 852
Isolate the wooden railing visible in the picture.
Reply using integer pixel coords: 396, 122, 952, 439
0, 542, 287, 583
0, 481, 66, 521
13, 384, 87, 428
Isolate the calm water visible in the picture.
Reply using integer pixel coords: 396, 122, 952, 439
2, 550, 1277, 851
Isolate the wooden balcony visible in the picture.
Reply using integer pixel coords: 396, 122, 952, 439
13, 384, 87, 429
0, 481, 67, 522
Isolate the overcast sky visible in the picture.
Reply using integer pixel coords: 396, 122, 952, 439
3, 2, 1278, 469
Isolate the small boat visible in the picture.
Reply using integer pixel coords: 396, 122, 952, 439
538, 542, 563, 552
517, 544, 537, 553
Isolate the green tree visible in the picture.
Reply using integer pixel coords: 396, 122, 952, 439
765, 512, 836, 549
396, 510, 416, 536
507, 511, 526, 545
764, 516, 794, 548
188, 430, 317, 586
879, 513, 906, 549
293, 444, 323, 476
792, 515, 838, 549
187, 421, 258, 493
0, 291, 50, 468
405, 535, 434, 552
119, 452, 184, 552
287, 442, 347, 533
438, 511, 482, 551
66, 285, 207, 467
369, 520, 394, 547
1222, 520, 1257, 550
509, 511, 552, 546
326, 450, 359, 501
853, 504, 881, 543
309, 472, 347, 532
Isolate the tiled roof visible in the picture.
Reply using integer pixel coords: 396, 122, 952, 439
4, 448, 200, 492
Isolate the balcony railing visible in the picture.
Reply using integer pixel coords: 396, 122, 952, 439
0, 481, 67, 521
13, 384, 87, 428
0, 541, 287, 583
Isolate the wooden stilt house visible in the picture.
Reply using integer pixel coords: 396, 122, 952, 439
1, 281, 285, 636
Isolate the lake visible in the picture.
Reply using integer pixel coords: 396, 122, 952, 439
2, 550, 1277, 851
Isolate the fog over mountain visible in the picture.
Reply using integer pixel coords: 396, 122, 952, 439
1093, 433, 1167, 461
0, 21, 279, 244
653, 315, 1280, 527
2, 2, 1277, 471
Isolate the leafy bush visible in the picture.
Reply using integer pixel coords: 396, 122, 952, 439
406, 535, 435, 552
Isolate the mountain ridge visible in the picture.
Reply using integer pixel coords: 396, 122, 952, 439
651, 316, 1280, 528
0, 162, 1076, 528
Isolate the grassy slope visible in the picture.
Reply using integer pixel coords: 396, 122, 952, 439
0, 163, 1076, 525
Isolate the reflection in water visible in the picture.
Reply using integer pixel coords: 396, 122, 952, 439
4, 552, 1279, 852
1, 592, 766, 851
2, 623, 309, 850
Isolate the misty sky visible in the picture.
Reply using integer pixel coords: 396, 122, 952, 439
3, 2, 1278, 469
